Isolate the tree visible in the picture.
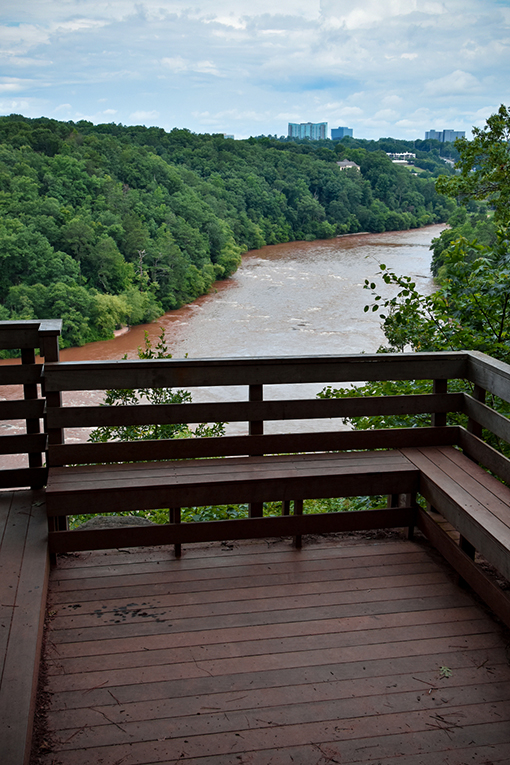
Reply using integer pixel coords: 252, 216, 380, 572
88, 329, 225, 443
319, 105, 510, 440
436, 105, 510, 225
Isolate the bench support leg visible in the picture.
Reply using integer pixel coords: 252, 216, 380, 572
249, 502, 263, 518
48, 516, 67, 565
458, 535, 476, 588
293, 499, 303, 549
169, 507, 181, 558
389, 493, 417, 540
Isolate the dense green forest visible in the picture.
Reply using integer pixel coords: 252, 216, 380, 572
0, 114, 454, 347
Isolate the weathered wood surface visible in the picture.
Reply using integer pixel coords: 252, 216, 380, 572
42, 351, 469, 391
0, 365, 43, 386
417, 507, 510, 629
39, 536, 510, 765
0, 399, 45, 422
0, 433, 47, 456
46, 393, 463, 429
48, 426, 457, 467
48, 507, 415, 554
403, 446, 510, 582
0, 319, 61, 350
46, 450, 419, 518
0, 490, 49, 765
459, 427, 510, 485
0, 467, 47, 492
462, 392, 510, 445
468, 350, 510, 401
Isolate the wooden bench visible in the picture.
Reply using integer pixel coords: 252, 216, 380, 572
43, 353, 467, 555
404, 445, 510, 582
45, 449, 421, 552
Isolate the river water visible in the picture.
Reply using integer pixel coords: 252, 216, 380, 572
61, 224, 442, 363
1, 225, 444, 464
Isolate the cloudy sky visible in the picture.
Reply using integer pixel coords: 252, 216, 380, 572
1, 0, 509, 141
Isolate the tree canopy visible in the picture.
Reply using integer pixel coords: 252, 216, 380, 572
0, 115, 452, 348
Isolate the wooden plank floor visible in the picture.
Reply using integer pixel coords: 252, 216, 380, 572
39, 536, 510, 765
0, 490, 49, 765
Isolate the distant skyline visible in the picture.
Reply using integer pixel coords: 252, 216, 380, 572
1, 0, 509, 141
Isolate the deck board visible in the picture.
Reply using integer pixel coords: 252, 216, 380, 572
0, 490, 49, 765
39, 536, 510, 765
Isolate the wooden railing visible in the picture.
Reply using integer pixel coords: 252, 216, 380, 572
0, 320, 61, 489
43, 350, 507, 460
42, 351, 470, 476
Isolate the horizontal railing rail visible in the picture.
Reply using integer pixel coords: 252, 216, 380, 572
43, 351, 469, 391
46, 393, 464, 429
47, 427, 458, 468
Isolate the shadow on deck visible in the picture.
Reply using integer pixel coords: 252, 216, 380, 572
37, 534, 510, 765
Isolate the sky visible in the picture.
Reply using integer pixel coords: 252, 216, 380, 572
0, 0, 509, 141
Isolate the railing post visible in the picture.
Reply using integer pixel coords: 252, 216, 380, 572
293, 499, 303, 549
21, 346, 43, 488
432, 378, 447, 427
40, 326, 67, 534
169, 508, 181, 558
248, 384, 263, 518
467, 384, 486, 439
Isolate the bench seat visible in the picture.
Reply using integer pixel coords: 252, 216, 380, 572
46, 449, 420, 518
403, 446, 510, 582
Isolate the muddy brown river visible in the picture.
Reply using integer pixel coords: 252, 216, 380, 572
1, 225, 444, 465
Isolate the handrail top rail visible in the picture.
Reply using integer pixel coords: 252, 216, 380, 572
0, 319, 62, 333
44, 350, 469, 369
42, 350, 473, 391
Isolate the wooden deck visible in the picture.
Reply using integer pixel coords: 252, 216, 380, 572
0, 490, 49, 765
38, 535, 510, 765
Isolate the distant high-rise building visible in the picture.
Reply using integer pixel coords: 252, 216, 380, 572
331, 126, 353, 140
288, 122, 328, 140
425, 129, 465, 142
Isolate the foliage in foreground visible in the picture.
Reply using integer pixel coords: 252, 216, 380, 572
319, 105, 510, 453
69, 496, 383, 529
88, 330, 224, 443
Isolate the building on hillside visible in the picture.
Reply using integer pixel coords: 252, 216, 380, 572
336, 159, 360, 171
386, 152, 416, 164
288, 122, 328, 140
425, 129, 465, 142
223, 134, 235, 139
331, 126, 353, 140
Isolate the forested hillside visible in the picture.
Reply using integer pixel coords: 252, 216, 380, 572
0, 115, 453, 347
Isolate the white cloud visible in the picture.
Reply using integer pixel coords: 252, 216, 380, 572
0, 98, 31, 114
129, 110, 160, 121
424, 70, 481, 96
161, 56, 188, 73
0, 0, 507, 139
